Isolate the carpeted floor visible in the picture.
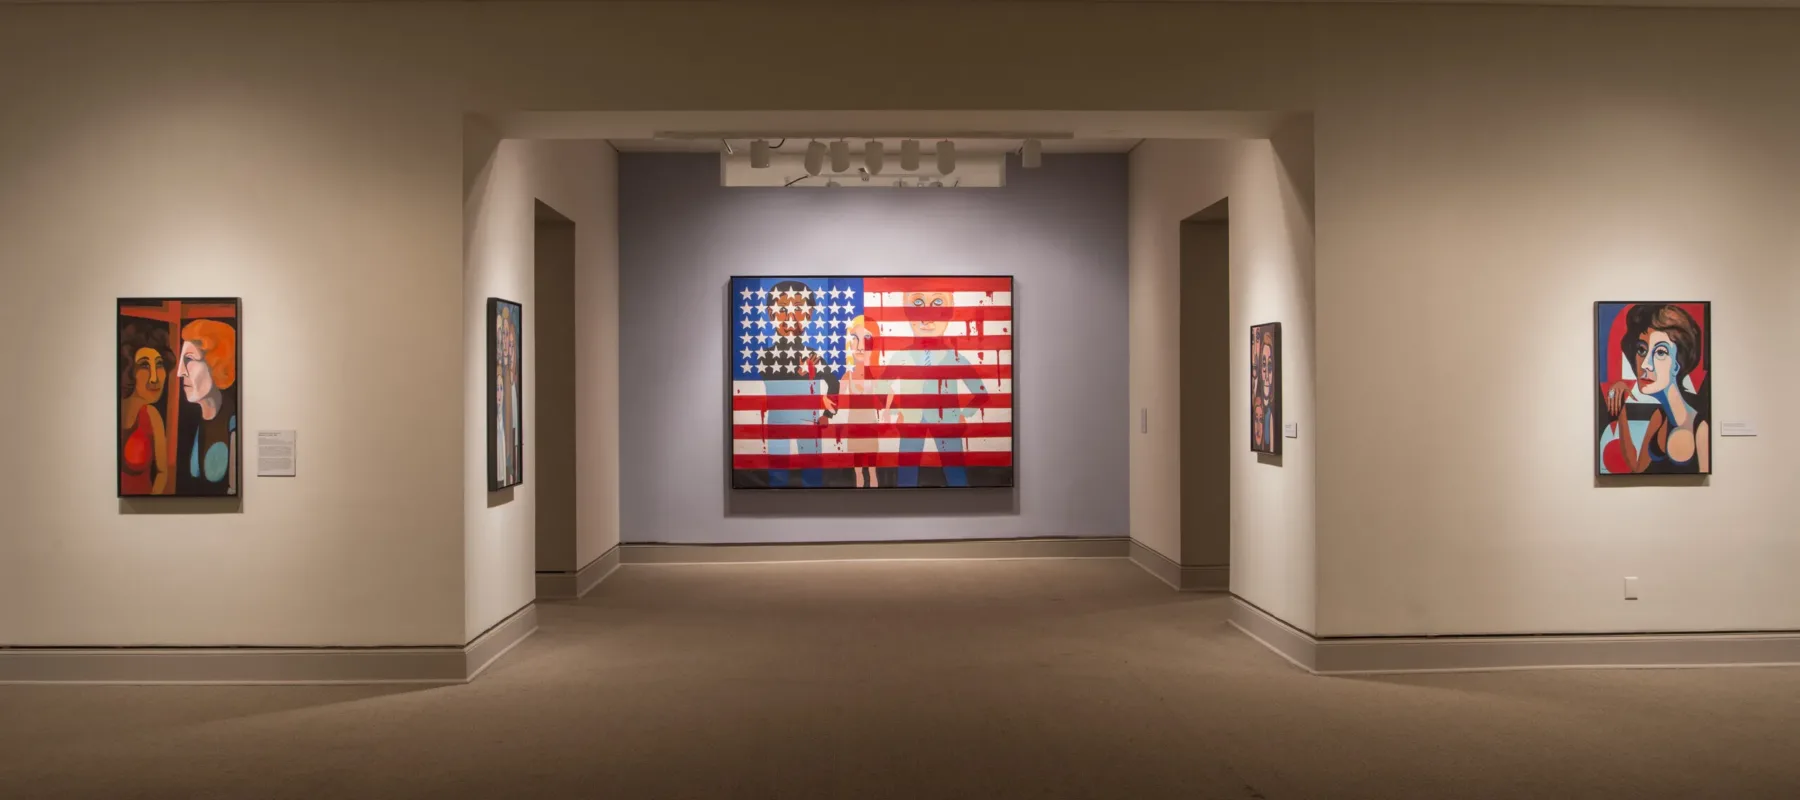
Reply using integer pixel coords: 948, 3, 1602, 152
3, 559, 1799, 799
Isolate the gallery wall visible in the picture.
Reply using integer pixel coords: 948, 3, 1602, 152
2, 1, 1797, 645
1310, 13, 1800, 636
1129, 134, 1318, 631
616, 153, 1129, 544
0, 16, 469, 646
463, 132, 618, 641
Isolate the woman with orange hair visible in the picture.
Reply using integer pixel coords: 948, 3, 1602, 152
175, 318, 239, 496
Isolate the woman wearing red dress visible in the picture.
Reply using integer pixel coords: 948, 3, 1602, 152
119, 325, 173, 495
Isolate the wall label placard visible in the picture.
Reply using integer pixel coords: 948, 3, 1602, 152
256, 430, 297, 477
1283, 422, 1299, 439
1721, 422, 1758, 437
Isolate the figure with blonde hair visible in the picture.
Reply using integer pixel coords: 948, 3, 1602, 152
175, 318, 239, 495
838, 315, 890, 488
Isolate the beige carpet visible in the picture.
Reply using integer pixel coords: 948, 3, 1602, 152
3, 559, 1798, 799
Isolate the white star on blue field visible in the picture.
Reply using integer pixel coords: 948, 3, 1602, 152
732, 277, 866, 378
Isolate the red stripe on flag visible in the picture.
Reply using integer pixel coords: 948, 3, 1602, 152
864, 277, 1012, 293
861, 306, 1012, 322
734, 423, 1013, 440
734, 453, 1014, 469
873, 335, 1011, 351
732, 394, 1013, 411
867, 365, 1011, 380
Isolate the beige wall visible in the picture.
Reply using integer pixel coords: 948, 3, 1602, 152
2, 2, 1796, 645
1311, 10, 1800, 636
463, 134, 616, 640
574, 147, 622, 573
1130, 137, 1317, 631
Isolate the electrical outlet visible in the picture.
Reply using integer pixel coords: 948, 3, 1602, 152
1623, 576, 1639, 601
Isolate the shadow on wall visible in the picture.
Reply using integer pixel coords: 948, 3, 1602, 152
1594, 475, 1708, 489
119, 497, 241, 515
727, 487, 1017, 518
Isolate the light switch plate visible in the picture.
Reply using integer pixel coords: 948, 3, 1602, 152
1623, 576, 1639, 601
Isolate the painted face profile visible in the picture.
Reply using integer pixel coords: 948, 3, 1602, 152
906, 291, 951, 336
176, 340, 215, 404
768, 290, 812, 338
133, 347, 167, 404
847, 321, 874, 367
1636, 330, 1678, 395
1258, 343, 1273, 393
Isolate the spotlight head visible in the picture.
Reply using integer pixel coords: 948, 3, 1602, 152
826, 179, 842, 188
900, 140, 921, 171
750, 139, 771, 169
936, 140, 956, 175
804, 141, 826, 176
864, 140, 885, 175
829, 140, 851, 173
1022, 138, 1042, 169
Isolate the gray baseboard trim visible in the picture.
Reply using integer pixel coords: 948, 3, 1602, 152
464, 603, 538, 681
537, 545, 622, 599
0, 604, 538, 686
1227, 595, 1318, 673
621, 536, 1130, 564
1228, 595, 1800, 675
1128, 540, 1229, 592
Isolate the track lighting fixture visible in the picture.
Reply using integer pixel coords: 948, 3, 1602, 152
829, 140, 851, 173
750, 139, 771, 169
864, 141, 885, 175
936, 140, 956, 175
826, 179, 842, 188
804, 141, 825, 176
1021, 138, 1042, 169
900, 140, 921, 171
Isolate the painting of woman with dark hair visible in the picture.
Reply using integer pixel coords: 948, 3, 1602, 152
1596, 302, 1710, 475
119, 322, 174, 495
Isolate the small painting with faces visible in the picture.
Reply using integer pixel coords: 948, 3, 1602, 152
118, 298, 241, 497
1250, 322, 1281, 455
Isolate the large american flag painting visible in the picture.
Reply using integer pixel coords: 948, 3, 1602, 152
730, 275, 1015, 490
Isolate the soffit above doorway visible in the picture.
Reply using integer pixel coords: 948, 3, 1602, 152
10, 0, 1800, 7
484, 110, 1300, 143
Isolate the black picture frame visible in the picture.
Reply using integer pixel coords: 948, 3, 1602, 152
117, 297, 243, 498
1250, 321, 1281, 455
726, 274, 1018, 491
488, 297, 525, 491
1593, 301, 1711, 476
